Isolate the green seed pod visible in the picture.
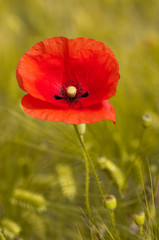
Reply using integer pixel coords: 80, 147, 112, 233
77, 124, 86, 135
105, 195, 117, 211
142, 114, 152, 128
134, 211, 145, 226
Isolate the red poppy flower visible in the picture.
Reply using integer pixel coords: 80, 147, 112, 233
16, 37, 120, 124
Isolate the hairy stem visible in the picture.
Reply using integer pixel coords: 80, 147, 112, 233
74, 125, 120, 240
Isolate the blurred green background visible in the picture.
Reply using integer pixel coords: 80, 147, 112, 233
0, 0, 159, 239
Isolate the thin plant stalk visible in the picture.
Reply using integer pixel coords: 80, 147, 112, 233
73, 125, 97, 240
73, 125, 92, 219
139, 226, 145, 240
74, 125, 120, 240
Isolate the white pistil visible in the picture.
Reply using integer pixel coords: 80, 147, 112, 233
66, 86, 77, 98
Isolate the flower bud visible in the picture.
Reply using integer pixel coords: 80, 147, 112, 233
142, 114, 152, 128
105, 195, 117, 210
77, 124, 86, 136
134, 211, 145, 226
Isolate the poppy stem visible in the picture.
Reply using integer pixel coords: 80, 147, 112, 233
74, 124, 121, 240
139, 226, 145, 240
73, 125, 92, 219
74, 125, 99, 240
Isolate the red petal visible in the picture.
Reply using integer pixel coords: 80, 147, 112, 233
65, 54, 119, 106
17, 54, 66, 106
17, 37, 120, 106
68, 38, 120, 103
22, 94, 116, 124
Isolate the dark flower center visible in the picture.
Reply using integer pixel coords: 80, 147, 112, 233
54, 80, 89, 105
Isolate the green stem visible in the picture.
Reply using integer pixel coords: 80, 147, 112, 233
139, 226, 145, 240
74, 125, 97, 240
74, 125, 92, 219
74, 125, 120, 240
